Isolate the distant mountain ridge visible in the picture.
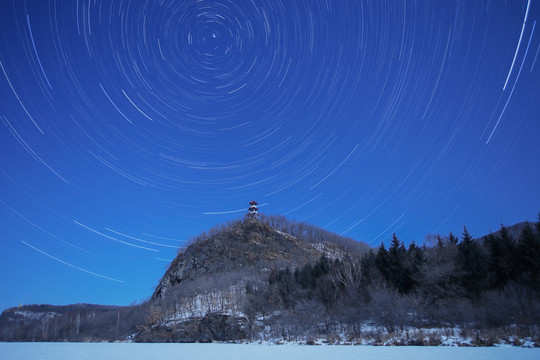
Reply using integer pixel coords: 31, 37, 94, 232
476, 221, 539, 243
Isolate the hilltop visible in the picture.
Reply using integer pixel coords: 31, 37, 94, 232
152, 219, 330, 301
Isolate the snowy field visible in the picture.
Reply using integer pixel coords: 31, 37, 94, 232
1, 343, 539, 360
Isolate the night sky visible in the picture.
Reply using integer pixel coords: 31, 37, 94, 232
1, 0, 539, 311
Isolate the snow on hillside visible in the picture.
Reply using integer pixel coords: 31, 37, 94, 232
310, 242, 346, 260
274, 229, 345, 260
164, 284, 246, 322
273, 230, 297, 239
11, 310, 58, 321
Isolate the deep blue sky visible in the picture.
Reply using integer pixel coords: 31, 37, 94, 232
1, 0, 539, 311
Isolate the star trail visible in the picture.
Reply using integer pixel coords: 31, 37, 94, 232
1, 0, 539, 310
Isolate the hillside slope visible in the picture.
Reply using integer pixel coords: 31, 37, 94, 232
152, 218, 326, 301
138, 217, 366, 342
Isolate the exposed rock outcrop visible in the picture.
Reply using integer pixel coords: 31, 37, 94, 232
152, 219, 323, 301
136, 313, 247, 343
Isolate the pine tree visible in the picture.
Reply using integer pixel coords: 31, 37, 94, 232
375, 242, 390, 281
388, 234, 405, 273
361, 250, 377, 285
297, 264, 316, 289
387, 234, 403, 290
388, 234, 414, 293
516, 222, 540, 290
408, 241, 425, 288
457, 226, 487, 299
388, 233, 402, 259
485, 224, 517, 289
447, 232, 459, 245
407, 241, 425, 269
313, 255, 330, 278
270, 267, 295, 309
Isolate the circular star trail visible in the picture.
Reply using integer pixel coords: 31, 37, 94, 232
0, 0, 539, 309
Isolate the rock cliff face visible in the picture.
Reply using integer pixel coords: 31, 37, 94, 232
136, 313, 247, 343
152, 219, 324, 301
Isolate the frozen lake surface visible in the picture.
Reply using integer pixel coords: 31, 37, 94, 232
1, 343, 539, 360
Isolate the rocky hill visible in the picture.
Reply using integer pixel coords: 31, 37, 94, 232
139, 217, 365, 342
152, 219, 325, 300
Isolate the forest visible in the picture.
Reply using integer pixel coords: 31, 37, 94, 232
242, 216, 540, 344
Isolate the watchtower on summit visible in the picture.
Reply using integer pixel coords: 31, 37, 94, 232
248, 200, 259, 221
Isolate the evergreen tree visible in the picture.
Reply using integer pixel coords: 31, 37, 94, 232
387, 234, 415, 293
388, 233, 402, 258
447, 232, 459, 245
388, 234, 406, 271
516, 222, 540, 290
313, 255, 331, 278
375, 242, 390, 281
457, 226, 487, 299
407, 241, 425, 281
269, 267, 296, 309
407, 240, 425, 288
387, 234, 403, 290
297, 264, 316, 289
485, 225, 517, 289
361, 250, 378, 285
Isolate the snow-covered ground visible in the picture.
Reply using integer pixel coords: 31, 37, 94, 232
1, 343, 538, 360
